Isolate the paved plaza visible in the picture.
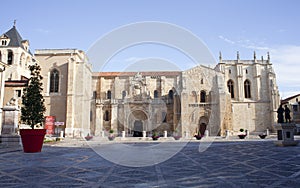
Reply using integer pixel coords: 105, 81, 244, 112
1, 137, 300, 188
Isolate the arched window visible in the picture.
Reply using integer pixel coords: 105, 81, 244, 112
19, 53, 25, 66
50, 69, 59, 93
122, 90, 126, 99
154, 90, 158, 98
227, 80, 234, 98
244, 80, 251, 98
162, 111, 167, 123
107, 90, 112, 99
192, 91, 197, 103
200, 90, 206, 102
200, 78, 204, 84
104, 110, 110, 121
7, 50, 13, 65
168, 90, 174, 100
229, 69, 231, 74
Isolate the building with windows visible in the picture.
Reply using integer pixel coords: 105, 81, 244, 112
88, 52, 280, 138
0, 24, 35, 133
0, 25, 280, 138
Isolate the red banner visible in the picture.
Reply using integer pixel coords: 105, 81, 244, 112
45, 116, 56, 135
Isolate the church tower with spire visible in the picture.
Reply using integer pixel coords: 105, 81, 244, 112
0, 22, 35, 112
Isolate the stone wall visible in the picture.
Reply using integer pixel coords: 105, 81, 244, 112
216, 56, 280, 134
92, 72, 181, 136
36, 49, 92, 137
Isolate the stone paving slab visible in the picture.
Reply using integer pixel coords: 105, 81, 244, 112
0, 138, 300, 187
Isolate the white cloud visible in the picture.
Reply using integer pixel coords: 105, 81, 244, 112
277, 29, 286, 33
270, 45, 300, 99
218, 35, 300, 99
242, 44, 269, 51
36, 28, 51, 34
218, 35, 235, 44
125, 57, 144, 63
219, 35, 270, 51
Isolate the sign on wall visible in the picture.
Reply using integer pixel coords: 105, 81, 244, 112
45, 116, 56, 135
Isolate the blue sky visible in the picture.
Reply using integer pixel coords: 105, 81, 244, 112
1, 0, 299, 98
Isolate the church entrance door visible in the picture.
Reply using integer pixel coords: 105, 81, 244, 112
198, 116, 209, 136
199, 123, 207, 136
133, 120, 143, 137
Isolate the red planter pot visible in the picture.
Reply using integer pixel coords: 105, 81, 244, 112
20, 129, 46, 153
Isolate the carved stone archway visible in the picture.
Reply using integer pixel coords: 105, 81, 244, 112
198, 116, 209, 136
128, 110, 149, 137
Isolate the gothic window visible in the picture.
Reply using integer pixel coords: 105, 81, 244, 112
154, 90, 158, 98
122, 90, 126, 99
192, 91, 197, 103
168, 90, 174, 100
245, 69, 248, 74
50, 69, 59, 93
107, 90, 112, 99
227, 80, 234, 98
162, 111, 167, 123
104, 110, 110, 121
200, 90, 206, 103
229, 69, 231, 74
7, 50, 13, 65
244, 80, 251, 98
200, 78, 204, 84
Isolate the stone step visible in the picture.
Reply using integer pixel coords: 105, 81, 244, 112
0, 135, 21, 146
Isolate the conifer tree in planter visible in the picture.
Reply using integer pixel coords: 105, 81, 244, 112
20, 63, 46, 153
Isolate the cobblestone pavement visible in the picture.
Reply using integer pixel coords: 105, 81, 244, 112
0, 138, 300, 188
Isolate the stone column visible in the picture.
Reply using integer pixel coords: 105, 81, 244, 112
95, 104, 103, 136
114, 77, 119, 99
164, 131, 167, 138
0, 105, 20, 146
111, 103, 118, 133
1, 106, 19, 135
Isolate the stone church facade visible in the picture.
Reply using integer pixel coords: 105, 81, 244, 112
0, 25, 280, 138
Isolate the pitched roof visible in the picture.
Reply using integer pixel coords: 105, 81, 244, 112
1, 26, 24, 49
281, 93, 300, 104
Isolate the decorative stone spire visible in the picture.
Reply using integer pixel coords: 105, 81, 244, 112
267, 52, 270, 61
219, 51, 222, 62
261, 56, 264, 62
237, 51, 240, 60
13, 19, 16, 27
253, 51, 256, 60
